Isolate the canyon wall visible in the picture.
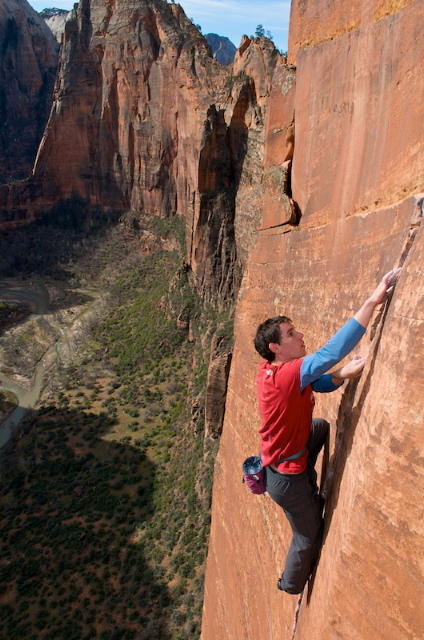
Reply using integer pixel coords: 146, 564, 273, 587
201, 1, 423, 639
0, 0, 58, 181
0, 0, 281, 310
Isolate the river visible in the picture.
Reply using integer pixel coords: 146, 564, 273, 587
0, 285, 53, 448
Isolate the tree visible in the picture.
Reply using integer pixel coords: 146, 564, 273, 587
255, 24, 265, 37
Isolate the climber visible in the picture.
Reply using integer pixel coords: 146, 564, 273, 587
253, 268, 401, 595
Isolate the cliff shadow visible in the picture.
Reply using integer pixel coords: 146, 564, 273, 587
195, 101, 248, 302
0, 204, 124, 314
0, 404, 174, 639
228, 81, 250, 193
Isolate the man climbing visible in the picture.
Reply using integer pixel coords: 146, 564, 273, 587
253, 268, 401, 595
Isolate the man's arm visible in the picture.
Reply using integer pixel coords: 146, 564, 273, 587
300, 268, 401, 391
353, 268, 401, 327
311, 373, 341, 393
310, 356, 367, 392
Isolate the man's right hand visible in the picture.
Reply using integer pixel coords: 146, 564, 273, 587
354, 268, 401, 328
367, 268, 401, 306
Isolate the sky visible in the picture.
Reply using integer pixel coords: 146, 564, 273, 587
28, 0, 291, 53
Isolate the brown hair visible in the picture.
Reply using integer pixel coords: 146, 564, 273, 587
253, 315, 292, 361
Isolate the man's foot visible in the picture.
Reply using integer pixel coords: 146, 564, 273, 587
277, 576, 305, 595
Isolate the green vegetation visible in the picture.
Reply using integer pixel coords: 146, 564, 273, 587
254, 24, 273, 41
0, 300, 32, 333
0, 213, 233, 639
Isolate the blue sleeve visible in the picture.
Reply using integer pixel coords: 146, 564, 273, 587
300, 318, 365, 392
311, 374, 343, 393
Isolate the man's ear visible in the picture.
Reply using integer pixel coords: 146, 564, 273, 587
268, 342, 279, 355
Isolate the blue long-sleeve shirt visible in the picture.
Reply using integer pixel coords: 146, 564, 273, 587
300, 318, 365, 393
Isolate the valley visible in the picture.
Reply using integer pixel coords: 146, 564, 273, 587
0, 217, 223, 639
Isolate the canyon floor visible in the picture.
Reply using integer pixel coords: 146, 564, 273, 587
0, 218, 217, 640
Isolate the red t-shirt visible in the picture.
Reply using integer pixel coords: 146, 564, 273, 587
257, 358, 314, 473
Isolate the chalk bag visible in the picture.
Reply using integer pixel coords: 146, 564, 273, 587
242, 456, 266, 495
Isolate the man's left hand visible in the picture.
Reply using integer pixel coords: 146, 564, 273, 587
331, 354, 366, 385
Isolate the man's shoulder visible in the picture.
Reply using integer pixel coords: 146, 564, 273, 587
276, 358, 303, 376
257, 358, 303, 380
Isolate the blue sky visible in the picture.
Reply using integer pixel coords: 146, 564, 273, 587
28, 0, 291, 52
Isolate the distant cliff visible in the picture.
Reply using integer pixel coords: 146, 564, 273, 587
206, 33, 236, 65
39, 7, 71, 42
0, 0, 58, 182
0, 0, 281, 312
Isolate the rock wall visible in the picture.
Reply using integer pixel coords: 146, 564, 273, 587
0, 0, 281, 311
0, 0, 58, 181
33, 0, 216, 217
201, 1, 423, 639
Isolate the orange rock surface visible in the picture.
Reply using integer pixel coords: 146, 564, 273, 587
201, 1, 423, 639
33, 0, 224, 217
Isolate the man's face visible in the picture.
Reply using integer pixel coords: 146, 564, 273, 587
270, 322, 306, 363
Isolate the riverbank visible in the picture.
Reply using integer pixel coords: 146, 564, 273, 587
0, 389, 18, 422
0, 299, 32, 333
0, 275, 104, 447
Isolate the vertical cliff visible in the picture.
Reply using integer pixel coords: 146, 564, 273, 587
0, 0, 58, 182
201, 1, 423, 639
1, 0, 281, 312
33, 0, 217, 216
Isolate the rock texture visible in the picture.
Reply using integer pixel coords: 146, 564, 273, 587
201, 1, 423, 639
191, 36, 281, 306
0, 0, 59, 181
204, 333, 232, 440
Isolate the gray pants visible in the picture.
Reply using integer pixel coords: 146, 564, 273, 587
264, 418, 329, 594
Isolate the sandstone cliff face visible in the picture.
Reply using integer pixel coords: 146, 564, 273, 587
34, 0, 215, 217
191, 37, 281, 306
0, 0, 58, 181
201, 1, 423, 639
1, 1, 282, 313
